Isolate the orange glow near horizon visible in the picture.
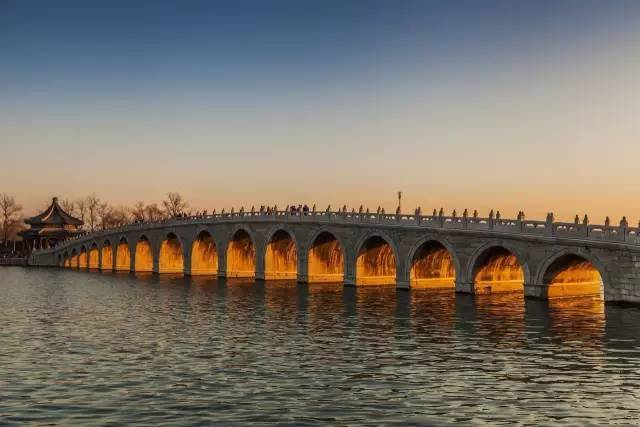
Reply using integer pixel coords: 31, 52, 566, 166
159, 235, 184, 274
226, 229, 255, 278
410, 242, 455, 289
308, 232, 344, 283
115, 241, 131, 271
356, 236, 396, 285
545, 255, 603, 298
88, 247, 99, 269
265, 230, 297, 280
474, 247, 524, 294
191, 232, 217, 275
69, 255, 78, 268
135, 238, 154, 272
101, 244, 113, 270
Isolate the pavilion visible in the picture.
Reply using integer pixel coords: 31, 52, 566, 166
19, 197, 84, 251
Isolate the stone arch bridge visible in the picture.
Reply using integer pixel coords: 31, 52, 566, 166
29, 210, 640, 304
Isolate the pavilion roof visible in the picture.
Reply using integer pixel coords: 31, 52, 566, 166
24, 197, 83, 227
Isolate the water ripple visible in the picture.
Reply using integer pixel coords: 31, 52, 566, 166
0, 267, 639, 425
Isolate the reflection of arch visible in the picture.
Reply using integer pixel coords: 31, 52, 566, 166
226, 228, 255, 278
355, 233, 397, 286
265, 228, 297, 280
101, 240, 113, 270
308, 230, 344, 283
191, 230, 218, 275
88, 243, 99, 269
470, 245, 525, 294
408, 238, 457, 289
159, 232, 184, 274
537, 249, 604, 298
78, 246, 88, 269
135, 235, 154, 272
115, 237, 131, 271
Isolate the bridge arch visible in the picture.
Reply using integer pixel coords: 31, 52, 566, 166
115, 237, 131, 271
307, 229, 345, 283
226, 227, 256, 278
536, 248, 605, 298
70, 248, 78, 268
191, 229, 218, 275
134, 234, 154, 273
63, 251, 70, 268
467, 241, 530, 294
101, 240, 113, 270
264, 226, 298, 280
407, 237, 459, 289
88, 242, 100, 269
159, 232, 184, 274
78, 245, 88, 269
57, 254, 63, 267
354, 232, 398, 286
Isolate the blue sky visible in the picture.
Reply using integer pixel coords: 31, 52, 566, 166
2, 0, 639, 220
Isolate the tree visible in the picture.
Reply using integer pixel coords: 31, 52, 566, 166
130, 201, 145, 221
162, 192, 188, 217
0, 193, 23, 245
85, 193, 101, 231
60, 199, 76, 215
75, 198, 87, 228
144, 203, 165, 222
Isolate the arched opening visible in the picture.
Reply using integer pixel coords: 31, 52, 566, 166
543, 254, 603, 299
70, 250, 78, 268
78, 248, 88, 269
308, 231, 344, 283
115, 239, 131, 271
88, 244, 99, 269
159, 233, 184, 274
356, 236, 396, 285
226, 229, 255, 278
63, 253, 70, 268
265, 230, 297, 280
57, 255, 63, 267
101, 242, 113, 271
473, 246, 524, 294
135, 236, 154, 273
191, 231, 217, 275
410, 241, 456, 289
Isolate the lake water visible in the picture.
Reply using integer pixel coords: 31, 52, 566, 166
1, 267, 639, 425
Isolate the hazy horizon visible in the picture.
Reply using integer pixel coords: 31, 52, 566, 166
2, 0, 639, 222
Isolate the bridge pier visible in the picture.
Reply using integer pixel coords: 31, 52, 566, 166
524, 283, 548, 299
455, 282, 474, 294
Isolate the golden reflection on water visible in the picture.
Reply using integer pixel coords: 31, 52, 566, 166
308, 233, 344, 283
411, 243, 455, 289
265, 231, 297, 280
473, 292, 526, 348
115, 242, 131, 271
307, 282, 344, 332
191, 234, 217, 275
474, 248, 524, 294
159, 236, 183, 274
356, 237, 396, 286
101, 245, 113, 270
226, 230, 255, 277
547, 296, 605, 349
410, 288, 456, 332
135, 239, 153, 272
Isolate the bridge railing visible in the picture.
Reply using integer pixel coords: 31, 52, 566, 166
32, 209, 640, 256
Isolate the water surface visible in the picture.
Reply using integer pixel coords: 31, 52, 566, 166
1, 267, 639, 425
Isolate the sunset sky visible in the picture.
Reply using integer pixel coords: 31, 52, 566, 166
1, 0, 639, 222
